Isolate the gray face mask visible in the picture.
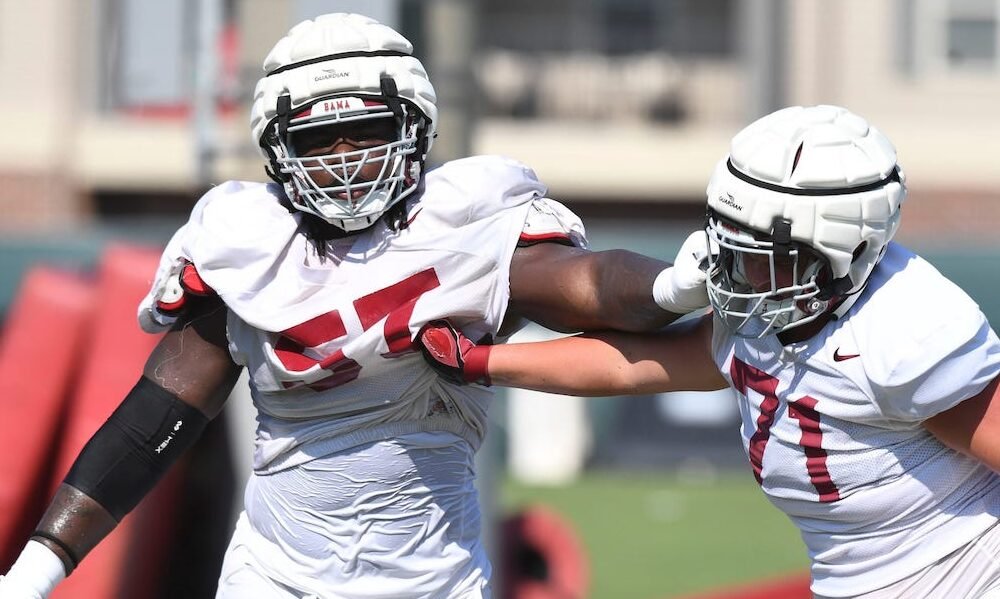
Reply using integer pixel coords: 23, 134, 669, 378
272, 102, 424, 233
705, 215, 829, 339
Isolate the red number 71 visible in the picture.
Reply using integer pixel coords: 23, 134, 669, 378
731, 357, 840, 502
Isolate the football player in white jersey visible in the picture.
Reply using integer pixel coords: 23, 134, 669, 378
419, 105, 1000, 598
0, 13, 711, 599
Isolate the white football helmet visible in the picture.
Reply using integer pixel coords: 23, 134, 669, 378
250, 13, 437, 232
704, 105, 906, 338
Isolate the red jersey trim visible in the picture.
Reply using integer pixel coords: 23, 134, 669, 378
517, 232, 575, 247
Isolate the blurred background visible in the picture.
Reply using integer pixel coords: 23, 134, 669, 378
0, 0, 998, 598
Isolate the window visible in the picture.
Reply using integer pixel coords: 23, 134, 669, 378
906, 0, 1000, 73
101, 0, 238, 117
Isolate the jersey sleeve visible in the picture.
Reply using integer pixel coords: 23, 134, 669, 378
869, 309, 1000, 422
519, 198, 588, 249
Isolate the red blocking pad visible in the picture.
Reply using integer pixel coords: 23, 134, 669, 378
502, 505, 590, 599
673, 572, 813, 599
0, 268, 96, 570
49, 244, 179, 599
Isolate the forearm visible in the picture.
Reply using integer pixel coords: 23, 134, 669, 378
8, 304, 239, 593
31, 484, 118, 573
419, 315, 725, 395
489, 323, 726, 396
0, 490, 104, 599
510, 246, 677, 333
592, 232, 716, 329
487, 334, 662, 396
590, 250, 681, 331
17, 375, 213, 581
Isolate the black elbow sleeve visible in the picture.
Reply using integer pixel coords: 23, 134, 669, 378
64, 376, 209, 521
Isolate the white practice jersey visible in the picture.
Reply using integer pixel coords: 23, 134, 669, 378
140, 155, 586, 474
712, 242, 1000, 597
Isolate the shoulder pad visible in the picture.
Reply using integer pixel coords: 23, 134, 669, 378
182, 182, 299, 291
423, 155, 548, 224
518, 198, 588, 249
138, 181, 291, 333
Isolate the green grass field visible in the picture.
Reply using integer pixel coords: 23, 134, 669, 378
500, 470, 809, 599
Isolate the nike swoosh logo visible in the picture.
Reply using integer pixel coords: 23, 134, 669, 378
833, 348, 860, 362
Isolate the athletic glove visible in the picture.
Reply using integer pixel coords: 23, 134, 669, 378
418, 320, 492, 386
652, 230, 718, 314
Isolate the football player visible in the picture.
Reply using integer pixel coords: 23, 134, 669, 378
0, 13, 710, 599
419, 105, 1000, 598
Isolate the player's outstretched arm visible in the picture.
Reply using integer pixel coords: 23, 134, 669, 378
420, 314, 727, 396
0, 297, 242, 598
508, 231, 712, 333
924, 375, 1000, 472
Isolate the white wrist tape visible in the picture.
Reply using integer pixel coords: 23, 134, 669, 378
652, 266, 708, 314
4, 540, 67, 598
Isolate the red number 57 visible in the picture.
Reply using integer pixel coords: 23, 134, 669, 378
273, 268, 441, 391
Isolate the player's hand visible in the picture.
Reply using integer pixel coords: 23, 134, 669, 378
0, 575, 46, 599
653, 230, 718, 314
418, 320, 492, 386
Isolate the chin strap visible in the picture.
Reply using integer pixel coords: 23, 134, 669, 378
380, 75, 404, 124
829, 282, 867, 320
771, 217, 793, 257
276, 94, 292, 140
803, 274, 852, 316
822, 243, 881, 319
827, 240, 887, 320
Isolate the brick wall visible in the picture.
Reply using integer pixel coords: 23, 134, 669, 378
896, 189, 1000, 246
